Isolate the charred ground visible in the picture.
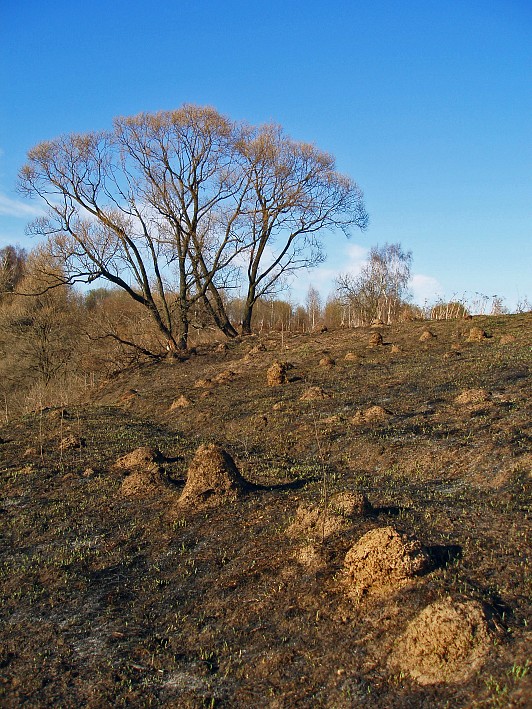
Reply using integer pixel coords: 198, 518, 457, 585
1, 314, 530, 707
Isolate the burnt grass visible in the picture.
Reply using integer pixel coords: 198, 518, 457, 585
1, 314, 530, 707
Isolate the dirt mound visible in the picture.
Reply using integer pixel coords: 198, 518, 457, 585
287, 492, 370, 540
59, 434, 85, 451
390, 344, 401, 353
419, 330, 435, 342
368, 332, 383, 347
114, 446, 162, 470
351, 405, 391, 425
371, 319, 385, 327
344, 352, 360, 362
214, 369, 235, 384
114, 447, 165, 496
176, 444, 248, 508
194, 378, 213, 389
267, 361, 291, 386
344, 526, 430, 601
248, 343, 267, 354
120, 465, 165, 496
467, 326, 489, 342
390, 598, 491, 685
169, 395, 191, 410
500, 334, 516, 345
454, 388, 490, 406
319, 355, 335, 367
300, 386, 332, 401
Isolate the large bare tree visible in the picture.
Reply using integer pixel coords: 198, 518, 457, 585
19, 106, 368, 350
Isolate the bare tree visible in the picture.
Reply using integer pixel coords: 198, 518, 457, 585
19, 106, 368, 349
19, 107, 247, 353
337, 242, 413, 325
235, 124, 368, 334
305, 285, 322, 330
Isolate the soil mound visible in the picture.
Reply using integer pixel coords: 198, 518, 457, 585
114, 447, 165, 496
248, 343, 267, 355
344, 352, 360, 362
371, 319, 385, 327
368, 332, 383, 347
500, 334, 516, 345
300, 386, 332, 401
419, 330, 435, 342
194, 378, 213, 389
344, 526, 430, 601
267, 361, 291, 386
454, 388, 490, 406
177, 444, 248, 508
114, 447, 162, 470
59, 434, 85, 451
319, 355, 335, 367
351, 405, 391, 425
287, 492, 370, 540
467, 327, 488, 342
169, 395, 191, 410
390, 598, 490, 685
214, 369, 235, 384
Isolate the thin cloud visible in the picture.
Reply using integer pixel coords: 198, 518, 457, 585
0, 192, 44, 218
410, 273, 442, 305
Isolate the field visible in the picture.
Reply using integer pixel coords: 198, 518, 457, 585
1, 314, 530, 707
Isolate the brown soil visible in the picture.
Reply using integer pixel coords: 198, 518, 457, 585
454, 388, 491, 405
419, 330, 436, 341
59, 433, 85, 451
467, 326, 489, 342
390, 598, 491, 685
287, 492, 370, 540
351, 405, 391, 424
368, 331, 383, 346
266, 360, 290, 386
319, 355, 335, 367
169, 395, 191, 409
300, 386, 332, 401
344, 526, 431, 601
113, 446, 166, 497
175, 443, 249, 508
113, 446, 162, 470
214, 369, 236, 384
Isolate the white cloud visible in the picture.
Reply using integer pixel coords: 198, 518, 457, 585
409, 273, 442, 306
0, 192, 44, 218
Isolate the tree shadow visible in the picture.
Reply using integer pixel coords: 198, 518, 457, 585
250, 478, 309, 493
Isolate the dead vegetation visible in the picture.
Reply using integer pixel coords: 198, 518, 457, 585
0, 313, 530, 707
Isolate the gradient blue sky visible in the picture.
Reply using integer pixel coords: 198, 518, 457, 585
1, 0, 530, 310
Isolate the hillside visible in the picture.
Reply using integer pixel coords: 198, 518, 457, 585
1, 314, 531, 707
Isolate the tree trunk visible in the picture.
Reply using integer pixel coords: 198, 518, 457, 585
240, 290, 255, 336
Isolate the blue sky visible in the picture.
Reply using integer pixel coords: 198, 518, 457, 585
1, 0, 530, 310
